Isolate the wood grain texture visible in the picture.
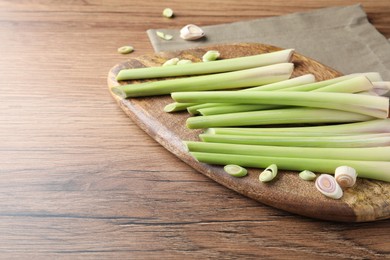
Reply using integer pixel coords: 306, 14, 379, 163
0, 0, 389, 258
108, 42, 390, 223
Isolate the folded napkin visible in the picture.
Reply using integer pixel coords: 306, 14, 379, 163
147, 4, 390, 80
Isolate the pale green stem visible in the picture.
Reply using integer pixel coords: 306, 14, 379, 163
186, 74, 316, 115
112, 63, 294, 98
185, 108, 374, 129
206, 119, 390, 136
199, 133, 390, 148
195, 76, 375, 116
190, 152, 390, 182
172, 91, 389, 118
116, 49, 294, 81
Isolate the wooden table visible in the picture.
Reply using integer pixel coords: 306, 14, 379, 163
1, 0, 389, 258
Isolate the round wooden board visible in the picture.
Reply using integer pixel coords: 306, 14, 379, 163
107, 43, 390, 222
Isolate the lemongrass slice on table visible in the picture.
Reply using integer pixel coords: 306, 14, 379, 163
335, 166, 357, 188
116, 49, 294, 80
315, 174, 343, 199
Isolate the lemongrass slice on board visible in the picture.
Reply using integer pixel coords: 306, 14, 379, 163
315, 174, 343, 199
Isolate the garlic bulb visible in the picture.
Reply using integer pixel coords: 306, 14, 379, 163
335, 166, 357, 188
180, 24, 205, 40
315, 174, 343, 199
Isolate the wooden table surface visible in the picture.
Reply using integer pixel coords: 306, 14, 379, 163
1, 0, 389, 258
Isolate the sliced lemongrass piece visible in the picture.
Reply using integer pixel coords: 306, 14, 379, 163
171, 91, 389, 118
184, 141, 390, 161
112, 63, 294, 98
177, 59, 192, 65
180, 24, 205, 40
117, 45, 134, 54
116, 49, 294, 80
299, 170, 317, 181
189, 152, 390, 182
224, 164, 248, 177
164, 102, 197, 112
162, 8, 174, 18
156, 31, 173, 40
315, 174, 343, 199
186, 108, 374, 129
162, 58, 179, 66
202, 50, 220, 62
199, 133, 390, 148
207, 119, 390, 136
259, 164, 278, 182
335, 166, 357, 188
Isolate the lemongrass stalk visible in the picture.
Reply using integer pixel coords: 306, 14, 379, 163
172, 91, 389, 118
185, 108, 374, 129
115, 49, 294, 81
191, 76, 376, 116
207, 119, 390, 136
112, 63, 294, 98
184, 141, 390, 161
186, 74, 315, 115
189, 75, 376, 115
199, 133, 390, 148
190, 152, 390, 182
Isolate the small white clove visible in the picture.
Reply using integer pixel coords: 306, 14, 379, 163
180, 24, 205, 40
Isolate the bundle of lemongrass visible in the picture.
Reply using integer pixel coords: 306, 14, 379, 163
112, 49, 390, 189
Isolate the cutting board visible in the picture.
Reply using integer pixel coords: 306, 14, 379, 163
108, 43, 390, 222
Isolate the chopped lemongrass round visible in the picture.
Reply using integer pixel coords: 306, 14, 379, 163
315, 174, 343, 199
180, 24, 205, 40
202, 50, 220, 62
177, 59, 193, 65
162, 58, 179, 66
162, 8, 174, 18
299, 170, 317, 181
335, 166, 357, 188
259, 164, 278, 182
117, 45, 134, 54
156, 31, 173, 40
224, 164, 248, 177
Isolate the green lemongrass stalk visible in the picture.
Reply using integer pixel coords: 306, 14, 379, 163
198, 76, 374, 116
186, 74, 316, 115
112, 63, 294, 98
190, 152, 390, 182
115, 49, 294, 81
184, 141, 390, 161
172, 91, 389, 118
185, 108, 374, 129
206, 119, 390, 136
199, 133, 390, 148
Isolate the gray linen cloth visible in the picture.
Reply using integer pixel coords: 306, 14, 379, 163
147, 4, 390, 80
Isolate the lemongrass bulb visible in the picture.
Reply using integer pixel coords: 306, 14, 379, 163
315, 174, 343, 199
259, 164, 278, 182
335, 166, 357, 188
180, 24, 205, 40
